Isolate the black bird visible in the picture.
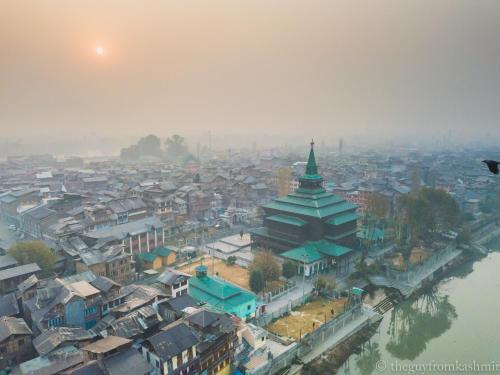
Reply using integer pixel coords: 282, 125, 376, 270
482, 160, 499, 175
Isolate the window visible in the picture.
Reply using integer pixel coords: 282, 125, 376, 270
156, 360, 160, 368
84, 306, 97, 316
247, 304, 251, 310
18, 339, 25, 346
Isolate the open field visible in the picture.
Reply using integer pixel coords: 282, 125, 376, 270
266, 298, 347, 341
177, 256, 250, 290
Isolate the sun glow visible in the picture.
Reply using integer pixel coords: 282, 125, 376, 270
95, 46, 105, 55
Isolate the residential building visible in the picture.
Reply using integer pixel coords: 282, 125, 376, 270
0, 263, 41, 294
72, 347, 151, 375
83, 216, 166, 256
141, 322, 199, 375
139, 247, 177, 271
0, 317, 34, 368
155, 268, 190, 297
76, 245, 134, 284
188, 265, 257, 320
32, 327, 93, 356
186, 309, 237, 375
23, 278, 103, 333
82, 336, 132, 362
11, 345, 84, 375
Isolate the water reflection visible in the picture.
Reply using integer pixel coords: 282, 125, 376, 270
386, 288, 457, 360
355, 343, 381, 375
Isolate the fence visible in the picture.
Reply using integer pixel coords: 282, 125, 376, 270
249, 304, 365, 375
254, 291, 313, 327
262, 280, 297, 303
385, 243, 457, 283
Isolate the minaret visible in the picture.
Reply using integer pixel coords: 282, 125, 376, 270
298, 139, 324, 192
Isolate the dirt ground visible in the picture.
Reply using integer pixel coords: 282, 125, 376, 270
266, 298, 347, 341
177, 256, 250, 290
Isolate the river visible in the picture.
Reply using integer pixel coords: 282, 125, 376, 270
336, 238, 500, 375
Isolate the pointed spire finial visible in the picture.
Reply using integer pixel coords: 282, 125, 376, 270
305, 138, 318, 176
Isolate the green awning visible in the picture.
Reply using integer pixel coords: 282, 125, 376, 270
357, 227, 384, 241
352, 287, 364, 296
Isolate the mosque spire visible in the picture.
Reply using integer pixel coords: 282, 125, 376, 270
305, 139, 318, 176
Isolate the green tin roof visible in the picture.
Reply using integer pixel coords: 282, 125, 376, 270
276, 193, 344, 208
188, 275, 257, 313
352, 287, 364, 296
266, 214, 307, 227
357, 227, 384, 241
155, 247, 172, 257
280, 240, 353, 263
139, 252, 157, 262
328, 212, 358, 226
264, 200, 357, 219
249, 227, 302, 246
139, 246, 172, 262
280, 245, 324, 263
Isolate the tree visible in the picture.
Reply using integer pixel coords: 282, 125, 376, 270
120, 134, 162, 161
226, 256, 237, 265
410, 167, 421, 196
249, 269, 265, 294
136, 134, 162, 157
249, 250, 280, 282
134, 254, 144, 273
366, 192, 390, 222
314, 276, 336, 295
8, 241, 56, 276
282, 260, 297, 279
165, 134, 189, 161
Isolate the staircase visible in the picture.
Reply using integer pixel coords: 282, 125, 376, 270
368, 275, 413, 298
372, 293, 402, 314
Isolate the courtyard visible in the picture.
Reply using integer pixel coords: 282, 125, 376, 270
176, 256, 250, 290
266, 297, 347, 341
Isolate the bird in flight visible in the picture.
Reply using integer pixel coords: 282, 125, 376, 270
482, 160, 499, 175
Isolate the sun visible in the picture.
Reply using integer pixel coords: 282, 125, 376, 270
95, 46, 105, 56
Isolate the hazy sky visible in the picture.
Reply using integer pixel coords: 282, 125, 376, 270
1, 0, 499, 149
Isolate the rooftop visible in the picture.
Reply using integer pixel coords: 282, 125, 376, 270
0, 263, 40, 281
83, 336, 131, 354
68, 281, 101, 298
147, 323, 198, 360
280, 240, 353, 263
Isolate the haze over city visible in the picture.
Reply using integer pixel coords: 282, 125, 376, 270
1, 0, 499, 156
2, 2, 500, 375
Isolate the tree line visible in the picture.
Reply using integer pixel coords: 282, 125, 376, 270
120, 134, 194, 162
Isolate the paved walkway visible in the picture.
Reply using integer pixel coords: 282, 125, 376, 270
265, 277, 314, 315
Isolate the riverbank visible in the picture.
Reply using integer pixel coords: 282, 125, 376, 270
304, 236, 494, 374
316, 234, 500, 375
300, 320, 381, 375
